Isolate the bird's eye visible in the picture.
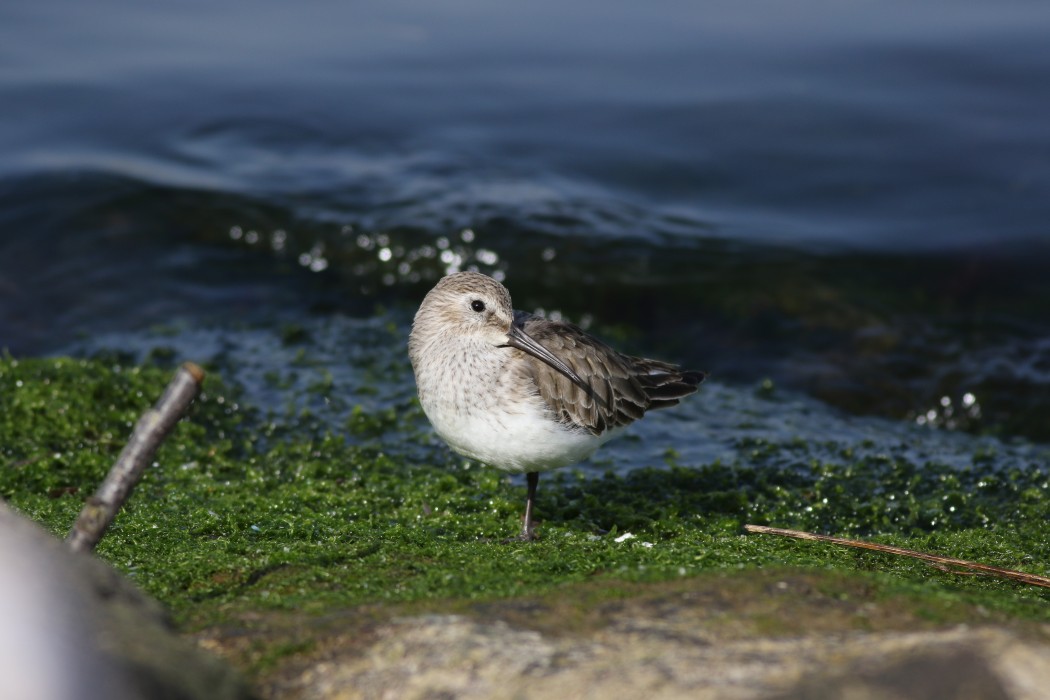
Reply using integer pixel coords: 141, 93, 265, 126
470, 299, 486, 313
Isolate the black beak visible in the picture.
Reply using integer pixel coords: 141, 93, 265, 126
502, 323, 592, 395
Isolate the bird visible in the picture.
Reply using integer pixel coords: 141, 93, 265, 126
407, 271, 705, 541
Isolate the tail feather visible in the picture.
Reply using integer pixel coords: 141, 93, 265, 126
633, 359, 706, 407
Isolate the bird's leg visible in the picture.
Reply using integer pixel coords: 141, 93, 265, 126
521, 471, 540, 541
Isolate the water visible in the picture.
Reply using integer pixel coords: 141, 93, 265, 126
2, 0, 1049, 461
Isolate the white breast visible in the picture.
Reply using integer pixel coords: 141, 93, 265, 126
413, 337, 617, 473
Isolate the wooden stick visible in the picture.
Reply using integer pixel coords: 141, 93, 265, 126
744, 524, 1050, 590
66, 362, 205, 554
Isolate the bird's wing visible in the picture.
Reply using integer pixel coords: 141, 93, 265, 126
509, 312, 703, 435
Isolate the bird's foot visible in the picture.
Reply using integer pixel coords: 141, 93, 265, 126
502, 522, 540, 543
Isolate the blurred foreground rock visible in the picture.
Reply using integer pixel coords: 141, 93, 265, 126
266, 595, 1049, 700
0, 502, 254, 700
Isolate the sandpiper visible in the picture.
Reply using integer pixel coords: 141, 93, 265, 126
408, 271, 704, 540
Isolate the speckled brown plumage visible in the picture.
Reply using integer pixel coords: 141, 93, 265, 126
510, 310, 704, 436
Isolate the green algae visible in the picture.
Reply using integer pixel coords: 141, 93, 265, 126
1, 354, 1047, 643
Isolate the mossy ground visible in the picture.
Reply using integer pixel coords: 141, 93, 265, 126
1, 355, 1048, 676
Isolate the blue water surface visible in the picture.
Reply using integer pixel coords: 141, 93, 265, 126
2, 0, 1049, 447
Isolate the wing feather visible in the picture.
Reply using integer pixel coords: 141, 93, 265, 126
508, 312, 705, 435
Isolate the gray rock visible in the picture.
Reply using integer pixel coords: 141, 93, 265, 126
274, 612, 1050, 700
0, 502, 254, 700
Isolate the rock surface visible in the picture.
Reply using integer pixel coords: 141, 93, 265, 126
0, 502, 254, 700
275, 616, 1048, 700
279, 617, 1050, 700
251, 578, 1050, 700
